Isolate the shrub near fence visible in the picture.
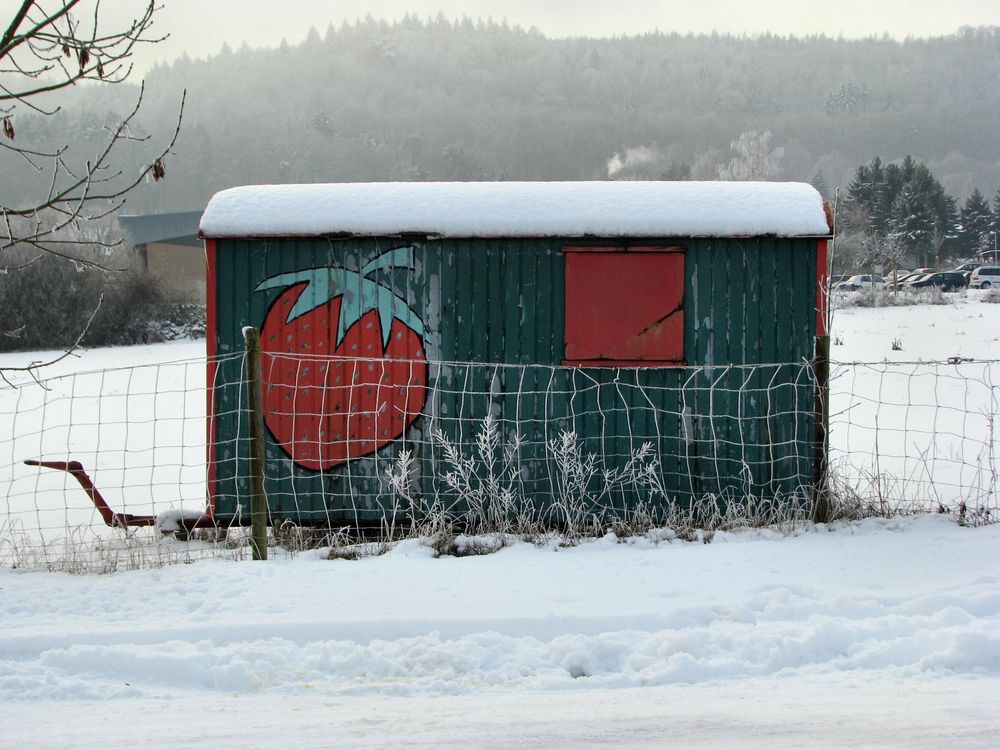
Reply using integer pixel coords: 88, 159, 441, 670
1, 349, 998, 571
207, 352, 820, 531
0, 255, 206, 352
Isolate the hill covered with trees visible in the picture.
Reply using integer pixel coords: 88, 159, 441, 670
3, 18, 998, 216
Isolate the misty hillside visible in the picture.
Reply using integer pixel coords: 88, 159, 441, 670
5, 18, 999, 213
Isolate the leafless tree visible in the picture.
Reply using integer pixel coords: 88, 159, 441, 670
1, 1, 184, 376
1, 1, 184, 269
717, 130, 784, 181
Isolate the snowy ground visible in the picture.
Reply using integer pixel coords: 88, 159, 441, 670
2, 293, 1000, 747
828, 292, 1000, 507
2, 515, 999, 748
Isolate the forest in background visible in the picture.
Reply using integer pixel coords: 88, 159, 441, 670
2, 18, 997, 216
1, 16, 999, 351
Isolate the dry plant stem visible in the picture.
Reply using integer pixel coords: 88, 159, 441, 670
374, 418, 818, 556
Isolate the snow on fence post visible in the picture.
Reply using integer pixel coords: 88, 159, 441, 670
243, 326, 268, 560
812, 334, 832, 523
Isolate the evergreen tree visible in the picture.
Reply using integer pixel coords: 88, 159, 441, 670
933, 194, 961, 266
846, 156, 958, 266
993, 186, 1000, 232
847, 157, 889, 233
890, 186, 933, 260
959, 189, 993, 258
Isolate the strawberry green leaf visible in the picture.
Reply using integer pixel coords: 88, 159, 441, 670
255, 247, 427, 352
361, 246, 416, 277
255, 267, 340, 322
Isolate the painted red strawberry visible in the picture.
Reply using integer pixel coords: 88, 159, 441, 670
255, 247, 428, 471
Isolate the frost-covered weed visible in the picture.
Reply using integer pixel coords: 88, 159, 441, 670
372, 418, 823, 556
0, 518, 259, 574
822, 465, 956, 523
836, 287, 950, 308
368, 414, 996, 560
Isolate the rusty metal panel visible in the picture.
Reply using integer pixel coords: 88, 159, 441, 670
563, 248, 684, 365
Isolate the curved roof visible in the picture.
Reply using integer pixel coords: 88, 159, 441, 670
200, 181, 832, 239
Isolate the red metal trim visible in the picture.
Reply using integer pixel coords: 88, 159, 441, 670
205, 238, 218, 517
562, 245, 686, 254
816, 239, 828, 337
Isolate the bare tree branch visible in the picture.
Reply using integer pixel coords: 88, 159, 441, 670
0, 1, 182, 353
0, 1, 162, 103
1, 2, 182, 259
0, 292, 102, 387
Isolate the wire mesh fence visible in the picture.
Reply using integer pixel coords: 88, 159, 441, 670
208, 351, 820, 529
1, 347, 997, 571
829, 357, 999, 521
0, 354, 238, 571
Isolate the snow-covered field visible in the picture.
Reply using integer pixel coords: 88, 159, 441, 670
2, 293, 1000, 747
0, 340, 211, 546
829, 292, 1000, 508
1, 516, 998, 747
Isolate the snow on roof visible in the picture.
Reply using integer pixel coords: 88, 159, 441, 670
199, 181, 831, 239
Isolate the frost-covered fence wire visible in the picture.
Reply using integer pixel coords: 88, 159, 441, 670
828, 357, 999, 521
212, 351, 822, 529
1, 352, 998, 571
0, 353, 249, 571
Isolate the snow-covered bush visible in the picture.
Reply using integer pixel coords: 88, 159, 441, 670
835, 286, 951, 308
0, 255, 205, 351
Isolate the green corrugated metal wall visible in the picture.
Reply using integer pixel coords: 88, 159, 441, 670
209, 236, 818, 525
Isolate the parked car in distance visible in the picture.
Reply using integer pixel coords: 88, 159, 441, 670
969, 266, 1000, 289
885, 270, 922, 288
837, 274, 885, 291
952, 262, 982, 283
953, 261, 982, 274
829, 274, 850, 287
912, 267, 935, 275
905, 272, 967, 291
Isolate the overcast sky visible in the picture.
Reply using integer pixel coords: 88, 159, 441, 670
99, 0, 998, 72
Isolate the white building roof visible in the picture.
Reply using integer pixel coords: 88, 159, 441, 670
200, 181, 831, 239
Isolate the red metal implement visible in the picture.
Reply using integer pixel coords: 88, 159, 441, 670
23, 459, 214, 532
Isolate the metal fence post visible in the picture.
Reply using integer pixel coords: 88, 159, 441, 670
812, 334, 831, 522
243, 326, 268, 560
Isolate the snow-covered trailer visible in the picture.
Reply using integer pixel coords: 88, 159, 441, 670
198, 181, 832, 528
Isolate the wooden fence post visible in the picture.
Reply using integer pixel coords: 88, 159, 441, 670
812, 334, 831, 523
243, 326, 268, 560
